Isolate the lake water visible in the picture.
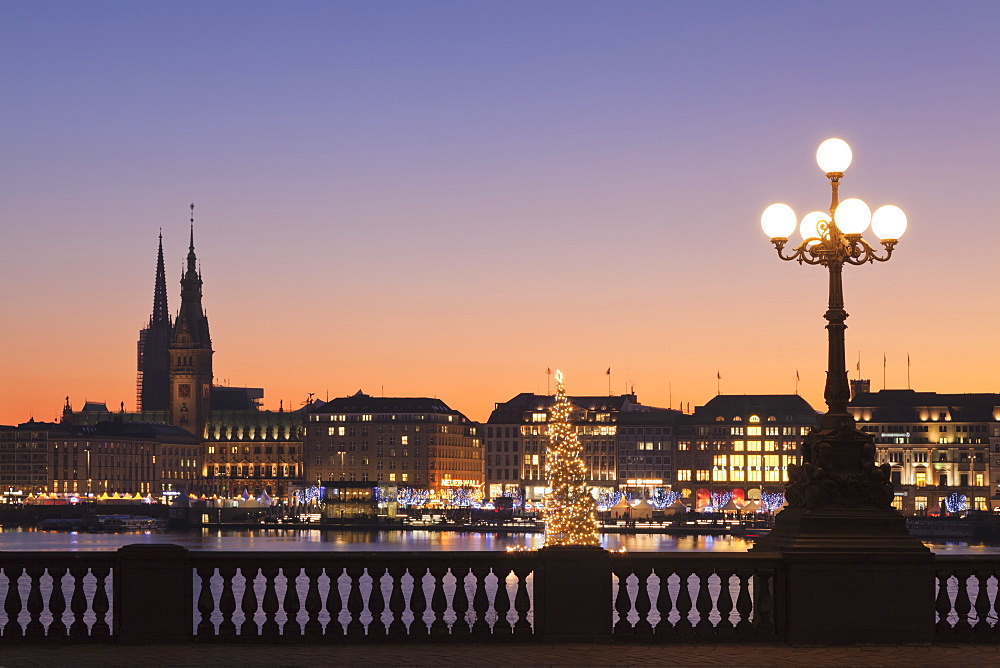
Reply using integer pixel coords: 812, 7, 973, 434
1, 526, 997, 553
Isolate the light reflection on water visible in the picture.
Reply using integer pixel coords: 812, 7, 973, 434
0, 527, 759, 552
1, 526, 997, 552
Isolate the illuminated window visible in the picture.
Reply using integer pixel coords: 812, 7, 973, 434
677, 441, 690, 451
731, 427, 745, 436
733, 440, 744, 451
696, 470, 710, 481
712, 470, 728, 482
713, 455, 727, 467
677, 470, 692, 481
532, 413, 547, 422
764, 440, 776, 451
891, 496, 903, 510
715, 416, 725, 422
915, 470, 927, 487
749, 415, 760, 423
747, 426, 762, 436
747, 440, 762, 451
976, 473, 985, 486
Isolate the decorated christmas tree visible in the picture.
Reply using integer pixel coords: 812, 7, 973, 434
543, 370, 600, 547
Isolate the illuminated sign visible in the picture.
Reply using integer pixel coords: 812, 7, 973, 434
881, 433, 910, 438
625, 479, 663, 486
441, 479, 480, 487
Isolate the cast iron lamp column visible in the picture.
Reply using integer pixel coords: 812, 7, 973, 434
755, 138, 923, 551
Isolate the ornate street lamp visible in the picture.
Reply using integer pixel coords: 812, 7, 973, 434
755, 138, 925, 553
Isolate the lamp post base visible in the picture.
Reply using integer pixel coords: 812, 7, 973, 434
752, 506, 934, 644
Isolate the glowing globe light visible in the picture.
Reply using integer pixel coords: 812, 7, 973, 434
816, 138, 853, 174
761, 203, 797, 239
799, 211, 828, 247
833, 197, 871, 235
871, 205, 907, 240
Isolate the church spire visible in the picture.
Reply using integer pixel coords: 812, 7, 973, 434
151, 229, 170, 325
186, 203, 198, 279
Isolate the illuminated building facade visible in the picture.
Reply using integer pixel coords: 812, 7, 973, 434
0, 422, 51, 497
203, 390, 305, 498
304, 393, 482, 496
1, 420, 203, 497
849, 388, 997, 514
678, 395, 817, 508
485, 392, 678, 500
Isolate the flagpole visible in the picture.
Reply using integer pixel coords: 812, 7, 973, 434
607, 367, 612, 396
907, 353, 911, 390
546, 367, 552, 395
883, 353, 887, 390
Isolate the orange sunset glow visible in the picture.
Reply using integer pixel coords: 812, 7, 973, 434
4, 4, 1000, 426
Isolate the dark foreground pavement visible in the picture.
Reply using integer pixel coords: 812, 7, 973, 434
0, 643, 998, 667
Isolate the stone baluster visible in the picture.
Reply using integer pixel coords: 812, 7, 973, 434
303, 565, 324, 638
68, 565, 89, 640
240, 566, 260, 638
714, 568, 736, 638
90, 565, 111, 639
734, 569, 753, 636
953, 569, 972, 636
4, 565, 24, 640
386, 565, 407, 640
25, 566, 45, 639
218, 566, 237, 639
47, 566, 68, 640
282, 566, 302, 637
493, 567, 512, 636
345, 565, 365, 638
260, 566, 280, 640
470, 566, 491, 638
633, 566, 653, 636
674, 568, 694, 637
654, 568, 676, 639
367, 566, 387, 639
195, 565, 216, 640
325, 566, 345, 639
450, 566, 472, 637
612, 567, 633, 637
694, 568, 714, 635
512, 564, 532, 638
973, 569, 992, 637
934, 570, 954, 636
408, 566, 429, 639
429, 565, 449, 637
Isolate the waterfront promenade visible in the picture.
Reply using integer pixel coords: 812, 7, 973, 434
1, 641, 998, 666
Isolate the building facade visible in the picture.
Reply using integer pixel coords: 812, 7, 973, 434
168, 214, 214, 436
0, 420, 203, 498
304, 393, 482, 497
849, 388, 996, 514
484, 392, 679, 501
677, 395, 818, 508
136, 232, 173, 413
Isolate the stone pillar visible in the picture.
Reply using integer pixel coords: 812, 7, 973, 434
534, 545, 611, 642
114, 544, 193, 643
756, 507, 935, 644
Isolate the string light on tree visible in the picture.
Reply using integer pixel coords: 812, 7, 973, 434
543, 369, 600, 547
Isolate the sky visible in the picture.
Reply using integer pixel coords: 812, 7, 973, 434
3, 1, 1000, 424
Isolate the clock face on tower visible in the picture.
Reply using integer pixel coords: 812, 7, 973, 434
179, 384, 192, 398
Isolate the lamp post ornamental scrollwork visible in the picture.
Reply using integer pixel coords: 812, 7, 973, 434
760, 138, 908, 511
